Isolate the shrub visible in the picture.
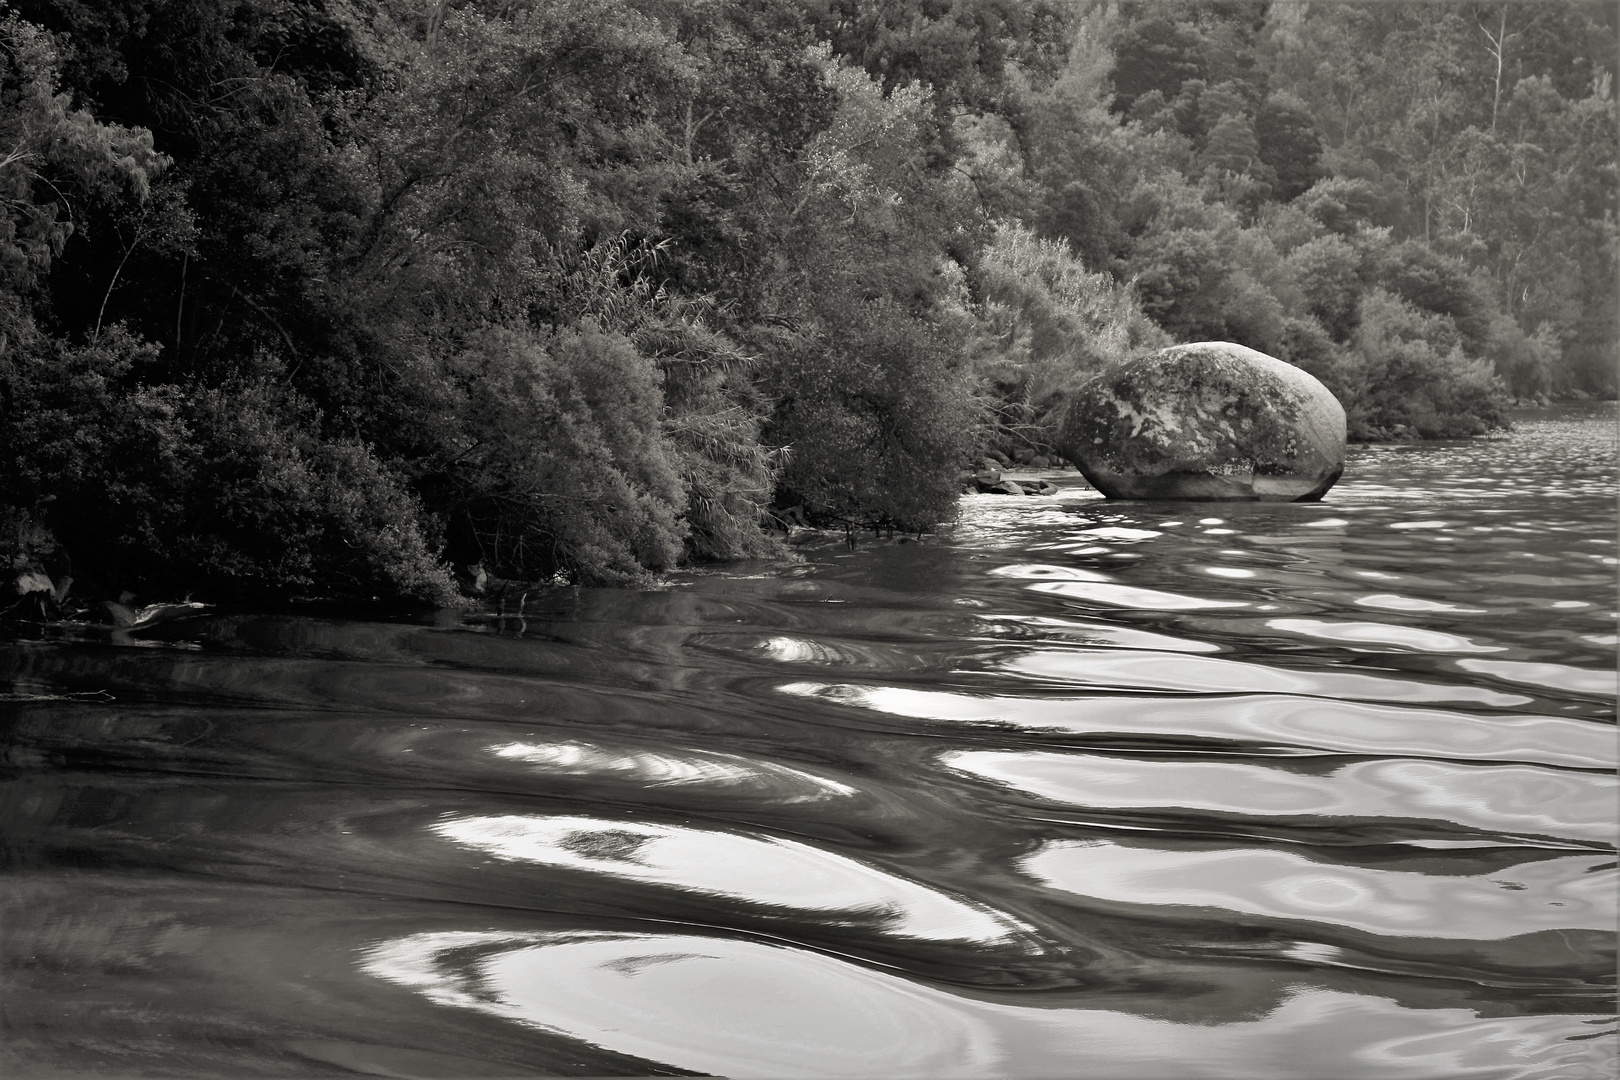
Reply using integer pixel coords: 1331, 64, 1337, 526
541, 235, 778, 565
1483, 314, 1561, 398
1, 327, 458, 602
662, 355, 780, 563
1371, 240, 1493, 356
178, 385, 458, 603
1274, 313, 1342, 387
1292, 176, 1384, 236
1341, 289, 1508, 438
444, 322, 687, 586
1125, 182, 1287, 353
972, 222, 1166, 453
767, 301, 976, 532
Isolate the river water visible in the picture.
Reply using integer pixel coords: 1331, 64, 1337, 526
2, 406, 1615, 1079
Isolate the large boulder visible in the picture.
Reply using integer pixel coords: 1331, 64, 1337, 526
1058, 342, 1347, 501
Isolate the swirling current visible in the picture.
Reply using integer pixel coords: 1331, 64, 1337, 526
2, 405, 1615, 1078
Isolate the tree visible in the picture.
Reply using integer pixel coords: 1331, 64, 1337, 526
760, 55, 980, 528
1255, 90, 1322, 200
1263, 1, 1615, 395
799, 0, 1063, 121
442, 323, 687, 586
1108, 13, 1205, 116
1286, 234, 1361, 342
0, 12, 164, 299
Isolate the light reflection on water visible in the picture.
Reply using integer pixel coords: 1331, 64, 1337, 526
943, 751, 1618, 844
1022, 841, 1615, 939
778, 680, 1613, 767
1, 405, 1615, 1077
429, 813, 1029, 945
999, 646, 1533, 705
359, 930, 1609, 1079
487, 738, 859, 800
1265, 617, 1507, 653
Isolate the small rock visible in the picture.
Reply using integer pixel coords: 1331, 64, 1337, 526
989, 480, 1027, 496
1011, 447, 1036, 464
1029, 455, 1051, 469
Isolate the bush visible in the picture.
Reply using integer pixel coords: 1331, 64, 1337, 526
662, 355, 780, 564
540, 235, 779, 565
1124, 181, 1287, 353
444, 322, 687, 586
1483, 314, 1561, 398
767, 301, 976, 532
972, 222, 1166, 453
1340, 289, 1508, 438
1292, 176, 1386, 236
1274, 313, 1341, 386
0, 327, 458, 602
1371, 241, 1494, 356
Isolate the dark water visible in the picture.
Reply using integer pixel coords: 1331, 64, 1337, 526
3, 406, 1615, 1079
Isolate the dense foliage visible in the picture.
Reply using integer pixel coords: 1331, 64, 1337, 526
2, 0, 1613, 602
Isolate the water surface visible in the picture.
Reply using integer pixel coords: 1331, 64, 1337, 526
3, 406, 1615, 1078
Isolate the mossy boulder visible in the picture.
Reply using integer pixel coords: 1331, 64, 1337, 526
1058, 342, 1347, 501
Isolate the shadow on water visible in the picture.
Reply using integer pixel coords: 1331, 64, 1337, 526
2, 407, 1615, 1077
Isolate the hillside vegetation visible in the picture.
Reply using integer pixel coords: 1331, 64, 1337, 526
3, 0, 1614, 602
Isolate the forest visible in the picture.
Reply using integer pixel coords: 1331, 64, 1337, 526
2, 0, 1615, 605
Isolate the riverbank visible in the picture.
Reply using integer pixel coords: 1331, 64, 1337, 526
8, 402, 1611, 629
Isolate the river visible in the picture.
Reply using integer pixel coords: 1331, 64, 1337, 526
2, 405, 1615, 1079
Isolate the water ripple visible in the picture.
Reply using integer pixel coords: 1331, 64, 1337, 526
777, 683, 1613, 768
1265, 619, 1507, 654
999, 649, 1531, 707
945, 751, 1619, 844
1456, 658, 1619, 698
1022, 840, 1616, 940
361, 929, 1614, 1078
486, 740, 857, 801
431, 814, 1030, 946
